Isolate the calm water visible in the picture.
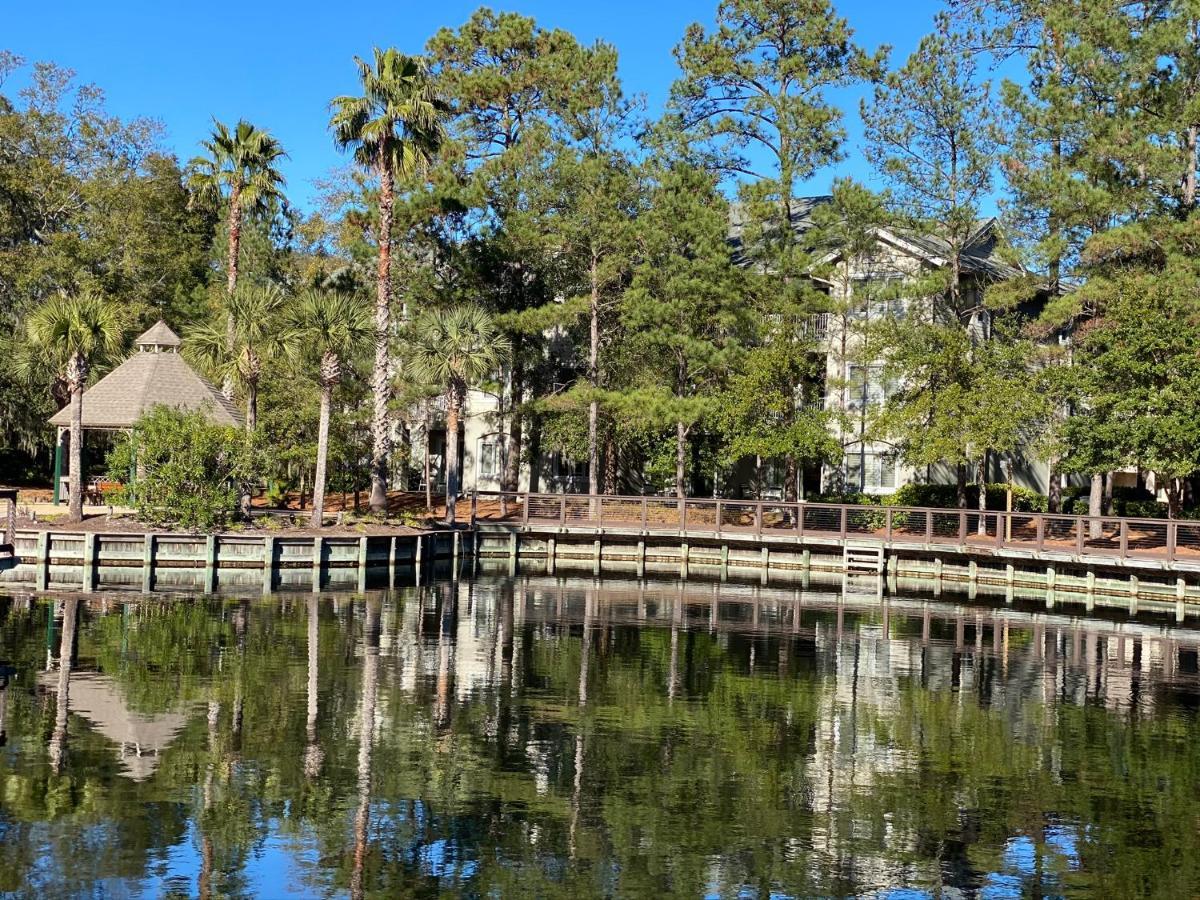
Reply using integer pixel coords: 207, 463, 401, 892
1, 574, 1199, 898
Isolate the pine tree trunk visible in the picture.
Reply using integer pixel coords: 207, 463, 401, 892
503, 345, 524, 495
1103, 470, 1114, 516
446, 382, 462, 524
1185, 123, 1198, 212
1047, 460, 1061, 514
527, 415, 542, 493
66, 353, 86, 524
603, 429, 618, 495
675, 421, 687, 501
1088, 473, 1103, 540
785, 455, 798, 503
587, 254, 600, 499
310, 381, 332, 528
368, 160, 395, 515
956, 464, 967, 509
977, 456, 988, 536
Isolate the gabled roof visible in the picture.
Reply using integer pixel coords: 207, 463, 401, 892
48, 327, 242, 430
729, 197, 1023, 281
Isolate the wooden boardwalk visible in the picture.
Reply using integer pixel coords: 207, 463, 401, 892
470, 490, 1200, 572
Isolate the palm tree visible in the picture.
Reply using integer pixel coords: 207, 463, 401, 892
24, 290, 126, 523
186, 283, 289, 432
187, 119, 287, 391
329, 48, 447, 514
408, 306, 510, 524
290, 289, 371, 527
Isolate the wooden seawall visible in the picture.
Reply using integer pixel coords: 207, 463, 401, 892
0, 529, 471, 593
471, 491, 1200, 615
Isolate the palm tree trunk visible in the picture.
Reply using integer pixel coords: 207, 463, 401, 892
350, 600, 380, 900
245, 378, 257, 433
368, 161, 395, 515
304, 595, 323, 778
424, 406, 433, 511
311, 381, 332, 528
67, 353, 86, 524
446, 382, 462, 524
224, 185, 242, 400
49, 596, 78, 773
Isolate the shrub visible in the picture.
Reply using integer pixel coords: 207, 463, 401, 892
885, 482, 1048, 512
107, 406, 261, 531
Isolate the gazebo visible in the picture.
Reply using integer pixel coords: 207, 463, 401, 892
47, 321, 243, 504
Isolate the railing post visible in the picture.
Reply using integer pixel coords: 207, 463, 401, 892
716, 500, 722, 535
641, 496, 648, 530
958, 511, 966, 544
1075, 517, 1084, 556
886, 508, 893, 541
1168, 521, 1177, 561
3, 495, 13, 547
995, 514, 1004, 548
598, 495, 604, 527
839, 506, 847, 539
1036, 515, 1045, 552
756, 503, 763, 537
681, 500, 687, 531
1120, 519, 1129, 558
796, 502, 803, 537
559, 494, 566, 526
470, 493, 478, 529
523, 493, 531, 525
924, 509, 932, 544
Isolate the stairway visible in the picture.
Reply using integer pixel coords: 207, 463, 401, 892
843, 542, 885, 575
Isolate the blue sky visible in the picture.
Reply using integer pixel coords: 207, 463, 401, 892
6, 0, 951, 212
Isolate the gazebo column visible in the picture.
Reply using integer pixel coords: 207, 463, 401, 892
52, 427, 66, 505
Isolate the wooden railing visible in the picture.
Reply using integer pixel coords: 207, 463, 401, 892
468, 490, 1200, 565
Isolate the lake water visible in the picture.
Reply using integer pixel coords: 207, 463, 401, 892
1, 572, 1199, 898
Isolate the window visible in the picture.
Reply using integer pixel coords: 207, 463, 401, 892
844, 450, 897, 492
551, 453, 587, 479
846, 365, 890, 411
480, 441, 499, 479
849, 274, 907, 320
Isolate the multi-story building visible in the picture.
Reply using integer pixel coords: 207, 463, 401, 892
403, 196, 1050, 499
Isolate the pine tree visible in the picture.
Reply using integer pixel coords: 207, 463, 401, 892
670, 0, 884, 495
862, 15, 1008, 510
619, 159, 751, 499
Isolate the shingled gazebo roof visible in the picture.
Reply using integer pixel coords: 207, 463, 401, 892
47, 321, 243, 429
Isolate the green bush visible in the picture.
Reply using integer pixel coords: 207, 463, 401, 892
885, 482, 1048, 512
108, 406, 261, 531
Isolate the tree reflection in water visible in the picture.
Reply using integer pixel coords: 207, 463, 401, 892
2, 575, 1200, 896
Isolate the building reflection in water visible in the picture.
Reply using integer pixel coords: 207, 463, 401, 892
3, 572, 1200, 897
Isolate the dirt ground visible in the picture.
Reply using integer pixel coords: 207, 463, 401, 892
6, 487, 456, 536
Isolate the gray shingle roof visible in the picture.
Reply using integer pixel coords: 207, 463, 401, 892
728, 197, 1023, 280
135, 320, 182, 349
48, 342, 243, 430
